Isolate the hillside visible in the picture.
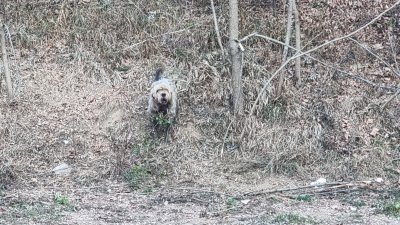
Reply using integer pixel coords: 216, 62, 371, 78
1, 0, 399, 224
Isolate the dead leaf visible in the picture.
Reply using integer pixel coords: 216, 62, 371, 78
372, 43, 384, 50
370, 127, 379, 136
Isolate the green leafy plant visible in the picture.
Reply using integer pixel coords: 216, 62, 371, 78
125, 165, 148, 190
226, 197, 237, 212
155, 113, 171, 127
383, 201, 400, 217
273, 213, 316, 224
296, 194, 312, 202
342, 197, 365, 208
143, 187, 153, 194
54, 194, 70, 206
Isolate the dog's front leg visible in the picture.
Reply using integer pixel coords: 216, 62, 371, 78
167, 105, 177, 124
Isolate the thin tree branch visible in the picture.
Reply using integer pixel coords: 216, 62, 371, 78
240, 0, 400, 116
241, 33, 399, 91
388, 26, 399, 72
210, 0, 224, 52
381, 88, 400, 109
349, 37, 400, 78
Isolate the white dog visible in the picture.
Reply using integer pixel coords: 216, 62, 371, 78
147, 68, 178, 123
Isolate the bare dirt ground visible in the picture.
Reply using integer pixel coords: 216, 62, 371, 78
2, 177, 400, 225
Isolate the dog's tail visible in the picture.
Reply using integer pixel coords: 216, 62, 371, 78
154, 68, 164, 81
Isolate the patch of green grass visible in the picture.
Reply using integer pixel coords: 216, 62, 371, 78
226, 197, 237, 212
155, 113, 171, 127
296, 194, 312, 202
125, 165, 148, 190
54, 194, 70, 206
383, 201, 400, 217
273, 213, 317, 224
143, 186, 153, 194
2, 201, 67, 224
343, 198, 365, 208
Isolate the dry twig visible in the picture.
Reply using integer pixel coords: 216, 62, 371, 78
381, 88, 400, 109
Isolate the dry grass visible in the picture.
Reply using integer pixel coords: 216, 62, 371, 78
0, 0, 399, 196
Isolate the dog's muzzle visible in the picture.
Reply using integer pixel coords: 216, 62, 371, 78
160, 93, 168, 105
161, 98, 168, 105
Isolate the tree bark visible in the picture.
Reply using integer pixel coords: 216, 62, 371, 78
0, 21, 12, 100
293, 0, 302, 86
229, 0, 243, 115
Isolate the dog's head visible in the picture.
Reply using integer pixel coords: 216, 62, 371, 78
153, 84, 172, 106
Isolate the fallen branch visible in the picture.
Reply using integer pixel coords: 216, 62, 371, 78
244, 180, 382, 197
244, 182, 345, 196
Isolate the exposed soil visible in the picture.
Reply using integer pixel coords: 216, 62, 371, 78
1, 178, 400, 225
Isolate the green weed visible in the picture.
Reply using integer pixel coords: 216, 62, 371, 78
273, 213, 317, 224
383, 201, 400, 217
226, 197, 237, 212
54, 194, 70, 206
155, 113, 171, 127
296, 194, 312, 202
125, 165, 148, 190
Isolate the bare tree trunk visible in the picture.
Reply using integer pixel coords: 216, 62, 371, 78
277, 0, 293, 97
229, 0, 243, 115
293, 0, 302, 86
0, 21, 12, 100
210, 0, 224, 52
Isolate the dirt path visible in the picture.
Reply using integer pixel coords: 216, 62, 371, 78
1, 179, 399, 225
